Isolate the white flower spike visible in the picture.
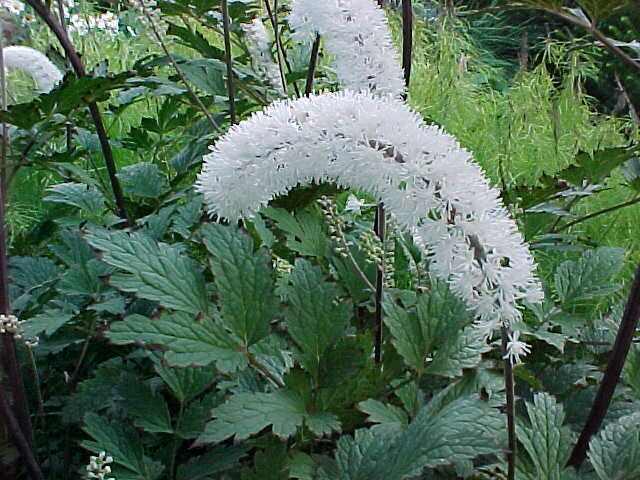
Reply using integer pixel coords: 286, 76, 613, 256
2, 46, 63, 93
288, 0, 405, 99
197, 91, 544, 336
242, 18, 285, 96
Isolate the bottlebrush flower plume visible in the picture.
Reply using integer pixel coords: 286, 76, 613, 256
288, 0, 405, 99
197, 91, 544, 336
2, 46, 63, 93
242, 19, 285, 96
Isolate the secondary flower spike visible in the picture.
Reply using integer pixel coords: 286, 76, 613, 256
242, 19, 285, 96
197, 91, 544, 345
288, 0, 405, 99
2, 46, 63, 93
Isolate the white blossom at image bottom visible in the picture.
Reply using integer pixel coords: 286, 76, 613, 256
197, 90, 543, 359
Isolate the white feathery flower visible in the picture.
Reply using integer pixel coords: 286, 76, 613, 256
242, 19, 285, 96
503, 330, 531, 365
288, 0, 405, 99
196, 91, 544, 335
2, 46, 63, 93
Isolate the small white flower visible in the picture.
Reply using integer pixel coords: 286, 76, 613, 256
0, 0, 25, 15
2, 46, 63, 93
503, 330, 531, 365
344, 194, 365, 214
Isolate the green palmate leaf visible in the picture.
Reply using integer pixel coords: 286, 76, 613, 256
120, 378, 173, 434
281, 259, 349, 376
358, 399, 408, 434
516, 393, 575, 480
176, 445, 248, 480
108, 313, 246, 373
44, 182, 106, 213
58, 259, 113, 297
554, 247, 625, 309
22, 309, 73, 339
117, 162, 169, 199
87, 230, 209, 316
425, 325, 491, 378
322, 395, 502, 480
588, 412, 640, 480
560, 147, 636, 186
262, 207, 328, 258
201, 224, 276, 347
171, 195, 203, 239
384, 284, 472, 374
177, 392, 221, 439
199, 390, 340, 444
199, 390, 305, 443
178, 59, 227, 95
82, 413, 162, 479
154, 360, 217, 403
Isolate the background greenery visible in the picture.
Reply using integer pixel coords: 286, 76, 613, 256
1, 0, 640, 479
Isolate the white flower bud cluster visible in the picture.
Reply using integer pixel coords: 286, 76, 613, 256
317, 196, 350, 259
2, 46, 63, 93
86, 452, 114, 480
360, 230, 384, 267
242, 19, 285, 97
0, 314, 21, 338
68, 11, 119, 37
273, 256, 293, 276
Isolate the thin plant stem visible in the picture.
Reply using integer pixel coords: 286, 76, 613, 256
247, 351, 285, 388
0, 381, 44, 480
264, 0, 301, 97
501, 326, 517, 480
26, 346, 45, 428
305, 34, 321, 96
553, 195, 640, 233
373, 205, 385, 364
1, 28, 37, 461
568, 263, 640, 468
169, 401, 185, 480
401, 0, 413, 90
534, 6, 640, 75
24, 0, 130, 224
221, 0, 237, 124
137, 0, 223, 133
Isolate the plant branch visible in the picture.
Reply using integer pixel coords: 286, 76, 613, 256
24, 0, 130, 223
264, 0, 300, 98
0, 381, 44, 480
534, 6, 640, 75
305, 34, 321, 96
553, 195, 640, 232
501, 326, 517, 480
247, 351, 285, 388
221, 0, 237, 125
568, 263, 640, 467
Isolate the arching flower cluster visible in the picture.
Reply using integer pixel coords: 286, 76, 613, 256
197, 91, 544, 337
198, 0, 543, 363
242, 19, 285, 96
2, 46, 63, 93
288, 0, 405, 99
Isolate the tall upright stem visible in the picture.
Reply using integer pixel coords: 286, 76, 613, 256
221, 0, 237, 124
24, 0, 130, 224
1, 26, 36, 458
264, 0, 300, 97
401, 0, 413, 90
373, 204, 385, 364
568, 263, 640, 467
501, 327, 517, 480
305, 34, 321, 97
